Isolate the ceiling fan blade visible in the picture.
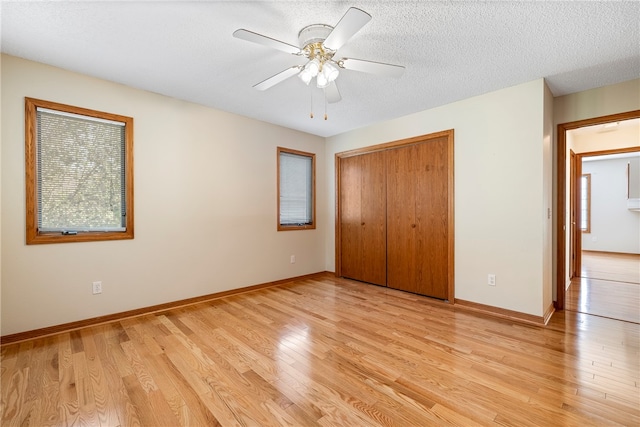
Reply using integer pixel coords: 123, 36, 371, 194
324, 81, 342, 103
233, 29, 301, 55
340, 57, 405, 78
253, 66, 301, 91
323, 7, 371, 51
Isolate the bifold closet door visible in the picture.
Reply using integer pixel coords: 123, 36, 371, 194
340, 151, 387, 286
386, 139, 450, 299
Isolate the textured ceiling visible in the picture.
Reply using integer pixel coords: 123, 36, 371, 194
2, 1, 639, 137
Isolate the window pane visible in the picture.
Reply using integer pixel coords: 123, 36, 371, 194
37, 109, 126, 231
580, 174, 590, 232
279, 151, 313, 225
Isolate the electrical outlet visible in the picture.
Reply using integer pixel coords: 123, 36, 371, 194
92, 281, 102, 294
290, 255, 296, 264
488, 274, 496, 286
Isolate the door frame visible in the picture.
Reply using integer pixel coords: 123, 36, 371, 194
335, 129, 455, 301
569, 149, 577, 280
555, 110, 640, 310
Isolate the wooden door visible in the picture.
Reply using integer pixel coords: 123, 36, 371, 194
575, 154, 583, 278
340, 151, 387, 286
387, 138, 450, 299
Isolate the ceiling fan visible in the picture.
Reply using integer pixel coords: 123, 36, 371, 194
233, 7, 405, 105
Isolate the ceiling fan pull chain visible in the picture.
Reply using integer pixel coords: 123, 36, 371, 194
324, 90, 328, 120
310, 87, 314, 119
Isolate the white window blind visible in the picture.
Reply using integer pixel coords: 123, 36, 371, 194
36, 107, 127, 232
279, 151, 313, 225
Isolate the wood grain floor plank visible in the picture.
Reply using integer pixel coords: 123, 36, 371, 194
155, 352, 223, 426
132, 347, 196, 426
173, 330, 286, 426
121, 373, 164, 426
72, 350, 101, 425
92, 326, 140, 427
6, 338, 54, 426
56, 334, 81, 426
294, 352, 431, 427
79, 329, 120, 427
1, 363, 29, 426
29, 336, 61, 426
158, 331, 267, 426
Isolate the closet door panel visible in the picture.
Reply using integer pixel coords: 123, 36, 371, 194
415, 138, 449, 299
340, 152, 386, 285
360, 151, 387, 285
386, 145, 418, 293
340, 155, 363, 281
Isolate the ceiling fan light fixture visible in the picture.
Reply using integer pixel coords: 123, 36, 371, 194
299, 58, 322, 85
298, 68, 313, 85
316, 71, 329, 88
323, 61, 339, 82
307, 58, 320, 77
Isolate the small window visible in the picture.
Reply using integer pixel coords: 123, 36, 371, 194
580, 173, 591, 233
25, 98, 134, 244
277, 147, 315, 231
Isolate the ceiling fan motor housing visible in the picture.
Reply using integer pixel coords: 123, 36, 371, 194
298, 24, 334, 52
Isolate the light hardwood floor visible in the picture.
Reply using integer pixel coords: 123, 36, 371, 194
566, 251, 640, 324
2, 275, 639, 426
580, 251, 640, 284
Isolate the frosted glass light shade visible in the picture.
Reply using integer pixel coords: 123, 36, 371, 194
324, 62, 339, 82
298, 68, 312, 85
316, 70, 329, 88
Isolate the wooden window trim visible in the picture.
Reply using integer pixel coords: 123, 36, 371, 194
25, 97, 134, 244
277, 147, 316, 231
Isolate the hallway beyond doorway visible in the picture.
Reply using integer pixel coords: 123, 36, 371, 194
566, 251, 640, 323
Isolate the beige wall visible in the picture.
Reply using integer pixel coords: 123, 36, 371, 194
555, 79, 640, 125
1, 55, 327, 335
555, 79, 640, 291
325, 79, 551, 317
571, 122, 640, 154
542, 82, 554, 315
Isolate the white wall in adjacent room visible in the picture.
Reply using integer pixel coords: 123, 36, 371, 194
582, 155, 640, 254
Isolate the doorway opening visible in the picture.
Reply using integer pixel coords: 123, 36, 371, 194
556, 112, 640, 323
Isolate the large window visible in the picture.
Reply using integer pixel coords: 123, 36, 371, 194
277, 147, 315, 231
25, 98, 134, 244
580, 173, 591, 233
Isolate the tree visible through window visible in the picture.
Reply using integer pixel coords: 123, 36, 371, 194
277, 147, 315, 230
25, 98, 134, 244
